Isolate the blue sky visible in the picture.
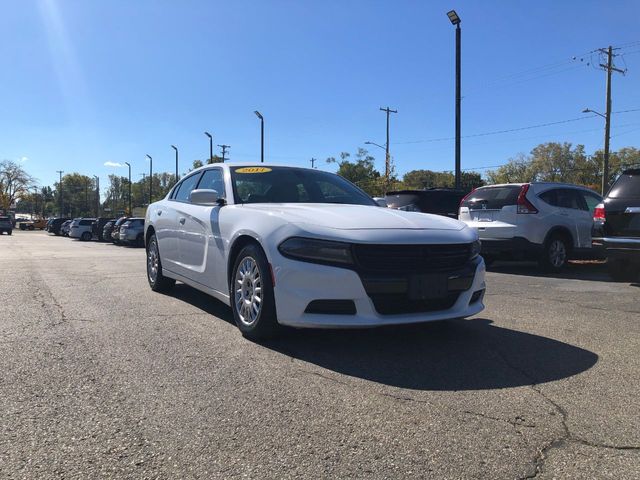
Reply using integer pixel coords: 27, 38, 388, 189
1, 0, 639, 194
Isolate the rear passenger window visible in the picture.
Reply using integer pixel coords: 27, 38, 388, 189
173, 173, 202, 202
539, 189, 558, 206
556, 189, 583, 210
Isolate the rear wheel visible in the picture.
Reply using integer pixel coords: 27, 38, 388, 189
7, 230, 11, 236
607, 259, 638, 282
230, 244, 279, 340
539, 234, 569, 272
81, 231, 91, 241
146, 234, 175, 292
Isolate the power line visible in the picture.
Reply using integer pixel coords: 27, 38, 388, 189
394, 109, 640, 145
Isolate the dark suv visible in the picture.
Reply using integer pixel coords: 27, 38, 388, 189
92, 217, 115, 241
46, 217, 71, 235
592, 169, 640, 281
385, 189, 468, 219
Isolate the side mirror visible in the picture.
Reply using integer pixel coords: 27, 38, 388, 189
374, 198, 388, 208
190, 189, 222, 206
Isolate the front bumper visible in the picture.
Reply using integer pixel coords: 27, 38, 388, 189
272, 256, 486, 328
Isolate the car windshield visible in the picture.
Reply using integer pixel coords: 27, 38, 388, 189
461, 186, 521, 210
230, 166, 376, 206
608, 172, 640, 199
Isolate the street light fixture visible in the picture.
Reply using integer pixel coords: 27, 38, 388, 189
364, 141, 386, 151
446, 9, 462, 190
582, 108, 606, 119
146, 154, 153, 204
254, 111, 264, 163
204, 132, 213, 164
171, 145, 179, 182
446, 10, 461, 25
124, 162, 132, 215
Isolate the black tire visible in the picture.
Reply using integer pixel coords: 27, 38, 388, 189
607, 259, 638, 282
7, 230, 12, 236
230, 243, 279, 340
81, 231, 91, 241
539, 234, 569, 272
146, 234, 176, 292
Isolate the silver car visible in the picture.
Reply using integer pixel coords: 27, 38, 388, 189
118, 218, 145, 247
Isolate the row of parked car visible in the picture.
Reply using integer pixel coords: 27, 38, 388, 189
380, 169, 639, 280
46, 216, 146, 246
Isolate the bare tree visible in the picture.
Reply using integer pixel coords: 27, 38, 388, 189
0, 160, 35, 211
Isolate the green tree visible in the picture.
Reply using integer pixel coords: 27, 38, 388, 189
326, 149, 381, 195
402, 169, 484, 191
53, 173, 96, 217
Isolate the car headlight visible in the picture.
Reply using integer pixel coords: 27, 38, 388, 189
470, 239, 482, 260
278, 237, 354, 266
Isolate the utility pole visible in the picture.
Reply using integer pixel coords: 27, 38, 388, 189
84, 178, 89, 215
124, 162, 132, 215
93, 175, 100, 217
379, 106, 398, 183
599, 46, 625, 195
32, 186, 38, 218
310, 158, 317, 169
56, 170, 64, 216
218, 144, 230, 163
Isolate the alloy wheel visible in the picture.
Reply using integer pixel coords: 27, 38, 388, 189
147, 240, 159, 283
234, 256, 263, 327
548, 239, 567, 268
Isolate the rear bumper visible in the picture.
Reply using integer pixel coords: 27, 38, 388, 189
480, 237, 542, 259
592, 237, 640, 262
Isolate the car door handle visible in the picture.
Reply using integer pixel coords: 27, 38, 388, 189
157, 210, 162, 216
179, 217, 186, 225
559, 212, 569, 216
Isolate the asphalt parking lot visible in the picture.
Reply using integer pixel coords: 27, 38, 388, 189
1, 230, 638, 479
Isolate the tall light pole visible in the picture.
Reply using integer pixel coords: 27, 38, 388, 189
254, 111, 264, 163
171, 145, 179, 182
204, 132, 213, 164
146, 154, 153, 204
56, 170, 64, 216
92, 175, 100, 217
140, 173, 147, 206
447, 9, 462, 190
32, 186, 38, 218
124, 162, 132, 215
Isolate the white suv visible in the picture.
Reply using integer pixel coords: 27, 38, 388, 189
69, 218, 96, 241
458, 183, 602, 271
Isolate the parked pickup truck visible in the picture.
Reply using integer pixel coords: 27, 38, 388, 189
592, 168, 640, 281
19, 218, 48, 230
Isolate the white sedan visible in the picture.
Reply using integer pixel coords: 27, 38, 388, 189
145, 164, 486, 339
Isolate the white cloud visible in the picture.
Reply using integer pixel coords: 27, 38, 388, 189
104, 161, 123, 167
20, 156, 28, 163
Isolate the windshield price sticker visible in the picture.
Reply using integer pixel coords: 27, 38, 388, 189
236, 167, 272, 174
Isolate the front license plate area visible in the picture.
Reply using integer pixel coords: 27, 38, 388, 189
408, 274, 449, 300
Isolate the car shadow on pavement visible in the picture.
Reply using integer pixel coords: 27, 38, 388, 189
263, 318, 598, 391
165, 284, 236, 325
488, 260, 610, 282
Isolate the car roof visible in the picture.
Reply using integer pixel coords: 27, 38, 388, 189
480, 182, 596, 190
188, 162, 318, 175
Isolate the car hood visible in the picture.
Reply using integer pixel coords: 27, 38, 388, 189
239, 203, 465, 231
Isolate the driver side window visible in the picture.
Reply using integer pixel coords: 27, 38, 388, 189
173, 173, 202, 202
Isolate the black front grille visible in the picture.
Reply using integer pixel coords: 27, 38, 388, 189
369, 293, 460, 315
353, 243, 471, 273
304, 300, 357, 315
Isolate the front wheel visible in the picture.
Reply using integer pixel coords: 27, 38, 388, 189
230, 244, 279, 340
146, 234, 175, 292
539, 234, 569, 272
81, 231, 91, 241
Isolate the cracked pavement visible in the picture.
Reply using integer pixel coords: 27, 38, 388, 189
0, 230, 638, 478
